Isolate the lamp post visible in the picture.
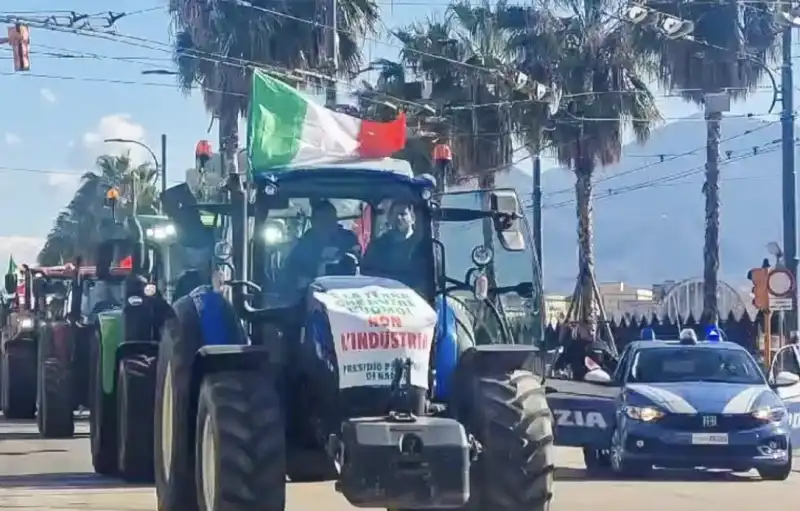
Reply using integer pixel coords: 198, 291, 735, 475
104, 137, 168, 210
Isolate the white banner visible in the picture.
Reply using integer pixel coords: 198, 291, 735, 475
314, 284, 437, 389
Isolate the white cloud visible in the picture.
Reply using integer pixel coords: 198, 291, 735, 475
47, 172, 82, 188
4, 133, 21, 145
0, 236, 46, 267
82, 114, 149, 164
40, 87, 57, 103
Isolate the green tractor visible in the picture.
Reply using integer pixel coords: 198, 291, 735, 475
86, 212, 173, 481
89, 208, 213, 482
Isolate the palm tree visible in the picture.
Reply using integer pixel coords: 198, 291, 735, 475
502, 2, 661, 337
635, 2, 780, 326
379, 3, 536, 187
37, 153, 160, 265
169, 0, 380, 175
84, 153, 160, 215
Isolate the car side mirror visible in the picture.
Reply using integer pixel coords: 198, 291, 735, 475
770, 371, 800, 388
490, 190, 525, 251
4, 273, 16, 294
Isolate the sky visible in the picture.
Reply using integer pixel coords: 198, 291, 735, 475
0, 0, 790, 266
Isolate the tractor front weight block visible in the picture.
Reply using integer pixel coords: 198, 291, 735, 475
335, 415, 470, 509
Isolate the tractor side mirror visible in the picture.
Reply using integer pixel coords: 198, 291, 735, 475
490, 190, 525, 251
4, 273, 16, 294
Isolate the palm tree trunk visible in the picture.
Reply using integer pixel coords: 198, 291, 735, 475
575, 162, 597, 339
702, 111, 722, 326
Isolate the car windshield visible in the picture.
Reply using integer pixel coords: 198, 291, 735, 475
436, 189, 542, 344
256, 194, 432, 308
629, 347, 765, 384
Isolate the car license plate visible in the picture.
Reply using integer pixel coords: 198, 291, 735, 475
691, 433, 728, 445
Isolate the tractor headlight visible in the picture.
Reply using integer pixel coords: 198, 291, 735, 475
624, 405, 665, 422
752, 406, 786, 423
262, 222, 286, 245
18, 317, 34, 330
147, 224, 177, 240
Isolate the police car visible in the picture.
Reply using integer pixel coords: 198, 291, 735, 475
545, 330, 800, 479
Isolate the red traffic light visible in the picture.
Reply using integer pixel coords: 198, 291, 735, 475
7, 24, 30, 72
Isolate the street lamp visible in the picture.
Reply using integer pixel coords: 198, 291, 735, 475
104, 136, 168, 210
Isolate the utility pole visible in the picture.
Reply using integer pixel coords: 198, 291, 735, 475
325, 0, 338, 108
532, 153, 542, 274
781, 26, 798, 333
160, 134, 167, 209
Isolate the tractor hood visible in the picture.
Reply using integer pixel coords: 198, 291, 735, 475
309, 276, 437, 390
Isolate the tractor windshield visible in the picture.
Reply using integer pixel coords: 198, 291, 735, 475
437, 190, 543, 344
257, 194, 433, 307
81, 279, 124, 316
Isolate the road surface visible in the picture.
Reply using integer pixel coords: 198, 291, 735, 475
0, 419, 797, 510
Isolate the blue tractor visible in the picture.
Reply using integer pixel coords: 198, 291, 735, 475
152, 160, 552, 511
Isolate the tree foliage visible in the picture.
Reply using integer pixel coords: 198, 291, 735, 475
37, 153, 160, 266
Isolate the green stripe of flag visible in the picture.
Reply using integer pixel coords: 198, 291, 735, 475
247, 70, 308, 171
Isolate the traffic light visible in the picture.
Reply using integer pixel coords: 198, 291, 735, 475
7, 24, 30, 71
747, 266, 769, 311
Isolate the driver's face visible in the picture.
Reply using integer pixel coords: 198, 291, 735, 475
311, 206, 338, 235
390, 205, 414, 234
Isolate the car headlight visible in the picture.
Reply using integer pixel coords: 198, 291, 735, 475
624, 405, 665, 422
751, 406, 786, 423
18, 317, 34, 330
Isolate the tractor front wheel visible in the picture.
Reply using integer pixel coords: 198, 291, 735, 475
195, 371, 286, 511
37, 356, 74, 438
116, 354, 157, 482
466, 370, 555, 510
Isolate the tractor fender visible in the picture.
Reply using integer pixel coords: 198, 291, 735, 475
4, 335, 36, 352
116, 340, 160, 365
189, 345, 274, 411
456, 345, 542, 381
187, 286, 246, 346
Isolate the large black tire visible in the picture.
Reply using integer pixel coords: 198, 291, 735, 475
154, 315, 201, 511
1, 342, 37, 419
195, 371, 286, 511
37, 328, 74, 438
465, 370, 554, 510
37, 357, 75, 438
154, 291, 246, 511
116, 354, 157, 482
757, 444, 792, 481
89, 327, 117, 476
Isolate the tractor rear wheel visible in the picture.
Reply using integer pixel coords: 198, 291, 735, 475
116, 354, 157, 482
2, 342, 37, 419
195, 371, 286, 511
466, 370, 554, 511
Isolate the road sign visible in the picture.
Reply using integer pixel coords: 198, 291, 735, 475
768, 268, 796, 311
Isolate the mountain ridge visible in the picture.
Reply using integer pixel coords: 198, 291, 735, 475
492, 115, 787, 293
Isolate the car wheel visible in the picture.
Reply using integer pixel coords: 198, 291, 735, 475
757, 444, 792, 481
609, 428, 651, 478
583, 447, 611, 473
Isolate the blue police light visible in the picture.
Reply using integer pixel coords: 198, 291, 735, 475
640, 328, 656, 340
705, 326, 721, 342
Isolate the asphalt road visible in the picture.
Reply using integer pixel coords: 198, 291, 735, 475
0, 418, 798, 511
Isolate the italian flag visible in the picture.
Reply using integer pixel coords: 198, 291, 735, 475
247, 70, 407, 172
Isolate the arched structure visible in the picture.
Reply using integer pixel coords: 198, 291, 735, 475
660, 277, 748, 319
